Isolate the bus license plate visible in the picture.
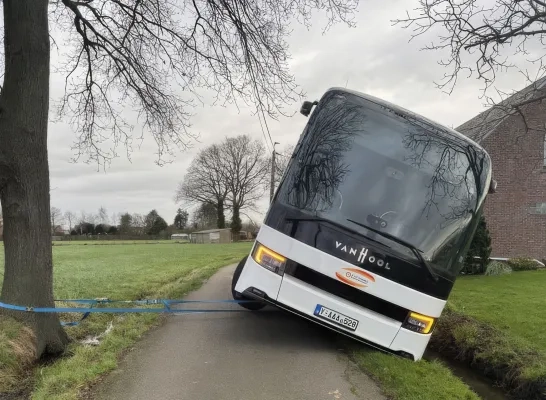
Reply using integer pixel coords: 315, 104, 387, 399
314, 305, 359, 331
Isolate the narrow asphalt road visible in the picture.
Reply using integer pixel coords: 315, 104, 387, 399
94, 265, 386, 400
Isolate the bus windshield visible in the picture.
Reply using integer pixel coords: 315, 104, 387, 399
276, 90, 491, 276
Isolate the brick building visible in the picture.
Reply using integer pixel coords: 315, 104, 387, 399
457, 78, 546, 260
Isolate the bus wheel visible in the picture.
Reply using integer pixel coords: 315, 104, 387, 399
231, 256, 266, 311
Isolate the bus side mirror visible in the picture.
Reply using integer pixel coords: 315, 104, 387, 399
489, 179, 497, 194
300, 100, 318, 117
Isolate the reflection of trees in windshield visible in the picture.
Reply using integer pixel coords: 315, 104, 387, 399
401, 122, 487, 224
401, 121, 488, 266
277, 90, 491, 275
285, 93, 365, 211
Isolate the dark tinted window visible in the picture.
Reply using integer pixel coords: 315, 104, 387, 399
277, 91, 490, 275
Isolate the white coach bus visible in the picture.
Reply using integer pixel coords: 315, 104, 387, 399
231, 87, 495, 361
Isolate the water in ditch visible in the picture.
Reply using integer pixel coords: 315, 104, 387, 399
424, 349, 509, 400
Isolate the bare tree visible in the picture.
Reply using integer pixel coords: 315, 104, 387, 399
98, 206, 108, 225
88, 212, 99, 225
221, 135, 269, 236
50, 207, 64, 234
176, 144, 229, 228
64, 211, 75, 233
111, 211, 121, 227
394, 0, 546, 136
75, 210, 92, 234
0, 0, 359, 357
131, 213, 146, 236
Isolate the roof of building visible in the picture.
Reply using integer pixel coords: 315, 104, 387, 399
193, 228, 231, 234
455, 77, 546, 143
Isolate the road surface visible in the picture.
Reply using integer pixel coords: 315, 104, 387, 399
94, 264, 386, 400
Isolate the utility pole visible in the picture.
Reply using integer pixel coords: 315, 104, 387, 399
270, 142, 279, 203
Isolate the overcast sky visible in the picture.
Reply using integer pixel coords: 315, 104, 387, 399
46, 0, 538, 227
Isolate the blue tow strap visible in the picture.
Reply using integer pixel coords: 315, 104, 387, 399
0, 298, 259, 327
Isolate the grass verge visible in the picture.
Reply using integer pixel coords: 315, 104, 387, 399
51, 240, 190, 246
429, 306, 546, 400
0, 242, 251, 399
351, 270, 546, 399
0, 317, 36, 395
31, 265, 223, 400
428, 270, 546, 400
448, 270, 546, 352
350, 346, 480, 400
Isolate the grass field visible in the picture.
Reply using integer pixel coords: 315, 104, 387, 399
51, 240, 190, 246
352, 270, 546, 400
3, 240, 542, 400
352, 347, 479, 400
0, 240, 481, 400
0, 242, 252, 399
449, 270, 546, 351
429, 270, 546, 399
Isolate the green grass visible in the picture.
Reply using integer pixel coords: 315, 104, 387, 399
4, 242, 543, 400
0, 242, 251, 399
0, 317, 36, 393
428, 270, 546, 399
51, 240, 190, 246
351, 270, 546, 400
49, 242, 251, 299
352, 347, 479, 400
449, 270, 546, 351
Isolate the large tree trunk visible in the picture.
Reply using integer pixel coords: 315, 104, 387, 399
0, 0, 69, 356
217, 198, 225, 229
230, 204, 242, 240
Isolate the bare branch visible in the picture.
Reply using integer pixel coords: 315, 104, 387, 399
394, 0, 546, 138
221, 134, 269, 211
51, 0, 359, 166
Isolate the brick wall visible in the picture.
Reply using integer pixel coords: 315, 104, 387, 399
480, 101, 546, 260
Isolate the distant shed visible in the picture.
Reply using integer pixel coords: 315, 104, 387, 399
191, 228, 232, 244
171, 233, 189, 240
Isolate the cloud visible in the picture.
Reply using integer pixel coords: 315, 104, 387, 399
46, 0, 535, 226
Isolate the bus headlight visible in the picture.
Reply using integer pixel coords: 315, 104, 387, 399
402, 312, 436, 334
252, 242, 287, 275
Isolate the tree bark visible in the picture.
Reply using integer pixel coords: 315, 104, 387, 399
217, 198, 225, 229
0, 0, 69, 357
230, 204, 242, 240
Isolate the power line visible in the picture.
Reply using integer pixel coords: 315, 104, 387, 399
256, 107, 273, 152
261, 111, 274, 148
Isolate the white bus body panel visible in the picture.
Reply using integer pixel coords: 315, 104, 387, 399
277, 274, 401, 348
234, 225, 446, 360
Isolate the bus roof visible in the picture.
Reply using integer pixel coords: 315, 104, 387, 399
324, 87, 486, 153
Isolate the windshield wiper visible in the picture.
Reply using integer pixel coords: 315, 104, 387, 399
285, 216, 390, 249
346, 218, 439, 282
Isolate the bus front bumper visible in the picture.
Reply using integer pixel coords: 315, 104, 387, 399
235, 257, 432, 361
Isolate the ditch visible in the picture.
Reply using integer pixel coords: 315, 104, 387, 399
424, 349, 509, 400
